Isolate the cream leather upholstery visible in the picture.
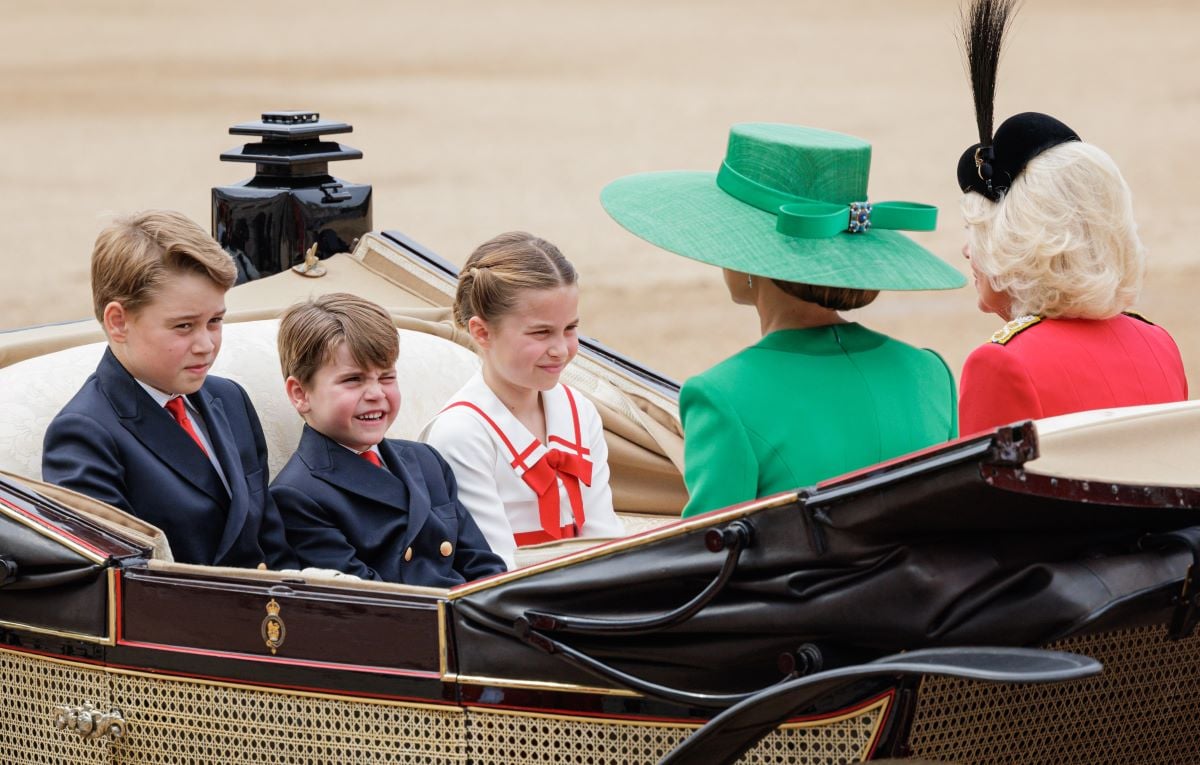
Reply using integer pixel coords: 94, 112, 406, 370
0, 319, 481, 481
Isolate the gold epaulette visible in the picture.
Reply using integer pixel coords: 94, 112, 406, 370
989, 314, 1042, 345
1123, 310, 1156, 325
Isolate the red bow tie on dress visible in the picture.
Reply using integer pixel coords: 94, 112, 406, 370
520, 448, 592, 540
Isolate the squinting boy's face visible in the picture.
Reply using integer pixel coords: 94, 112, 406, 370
473, 285, 580, 397
287, 343, 400, 453
106, 271, 226, 395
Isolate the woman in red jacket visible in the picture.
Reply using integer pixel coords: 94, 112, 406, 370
955, 0, 1187, 435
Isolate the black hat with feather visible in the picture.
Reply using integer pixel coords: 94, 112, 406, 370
957, 0, 1081, 201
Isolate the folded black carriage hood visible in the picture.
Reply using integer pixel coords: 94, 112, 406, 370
0, 477, 149, 640
451, 422, 1199, 700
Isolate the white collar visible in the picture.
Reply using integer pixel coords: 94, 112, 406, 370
339, 442, 382, 459
456, 372, 586, 462
136, 379, 195, 414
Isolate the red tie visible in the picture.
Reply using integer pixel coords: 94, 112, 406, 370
360, 450, 383, 468
165, 397, 208, 456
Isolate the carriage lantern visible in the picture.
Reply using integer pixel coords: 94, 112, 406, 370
212, 110, 372, 282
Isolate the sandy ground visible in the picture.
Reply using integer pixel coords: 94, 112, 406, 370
3, 0, 1198, 385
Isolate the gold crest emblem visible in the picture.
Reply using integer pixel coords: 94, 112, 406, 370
261, 598, 286, 654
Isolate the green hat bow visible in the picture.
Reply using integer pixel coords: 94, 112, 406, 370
716, 160, 938, 239
601, 123, 966, 292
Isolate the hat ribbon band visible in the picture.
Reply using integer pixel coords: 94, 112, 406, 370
716, 161, 937, 238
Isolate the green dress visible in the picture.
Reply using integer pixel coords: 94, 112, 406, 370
679, 323, 957, 517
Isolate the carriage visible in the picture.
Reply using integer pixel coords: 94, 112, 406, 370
2, 229, 1199, 764
4, 109, 1200, 762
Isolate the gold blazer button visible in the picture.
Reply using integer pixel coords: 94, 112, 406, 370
439, 541, 453, 557
404, 547, 413, 562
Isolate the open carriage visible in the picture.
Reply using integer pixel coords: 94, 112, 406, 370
1, 229, 1199, 764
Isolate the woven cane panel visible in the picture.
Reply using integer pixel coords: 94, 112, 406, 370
464, 699, 885, 764
109, 673, 466, 764
907, 625, 1200, 764
0, 649, 111, 765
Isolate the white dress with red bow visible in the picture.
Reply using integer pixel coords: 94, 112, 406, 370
420, 372, 624, 570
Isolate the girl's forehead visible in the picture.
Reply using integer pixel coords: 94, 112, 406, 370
504, 284, 579, 323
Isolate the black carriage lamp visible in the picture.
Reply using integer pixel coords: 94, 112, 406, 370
212, 110, 373, 282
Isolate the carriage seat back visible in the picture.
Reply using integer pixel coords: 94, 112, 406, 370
0, 318, 481, 482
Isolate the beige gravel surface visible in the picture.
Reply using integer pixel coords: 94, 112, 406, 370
4, 0, 1198, 385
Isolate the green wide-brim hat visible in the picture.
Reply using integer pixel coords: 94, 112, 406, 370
601, 123, 966, 291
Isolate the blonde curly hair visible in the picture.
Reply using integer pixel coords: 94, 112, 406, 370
962, 140, 1144, 319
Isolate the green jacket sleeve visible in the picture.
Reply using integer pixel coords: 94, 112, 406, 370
925, 348, 959, 440
679, 374, 759, 518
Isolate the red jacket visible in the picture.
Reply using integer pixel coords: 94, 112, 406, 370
959, 314, 1188, 436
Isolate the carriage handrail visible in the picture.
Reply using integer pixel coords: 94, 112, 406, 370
659, 646, 1103, 765
512, 610, 796, 709
521, 521, 752, 636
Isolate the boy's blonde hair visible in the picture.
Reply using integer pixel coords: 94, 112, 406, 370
453, 231, 577, 328
962, 141, 1145, 319
91, 210, 237, 322
278, 293, 399, 386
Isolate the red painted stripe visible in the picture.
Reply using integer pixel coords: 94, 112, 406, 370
0, 642, 895, 731
0, 643, 451, 707
863, 688, 895, 760
817, 431, 991, 489
113, 569, 124, 642
0, 496, 108, 557
115, 638, 442, 679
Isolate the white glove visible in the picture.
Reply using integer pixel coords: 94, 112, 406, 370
300, 567, 361, 581
276, 567, 362, 582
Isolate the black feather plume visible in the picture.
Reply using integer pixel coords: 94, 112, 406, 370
960, 0, 1020, 146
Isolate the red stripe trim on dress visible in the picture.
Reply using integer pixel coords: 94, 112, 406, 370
441, 389, 592, 544
440, 401, 522, 459
564, 386, 583, 447
513, 523, 578, 546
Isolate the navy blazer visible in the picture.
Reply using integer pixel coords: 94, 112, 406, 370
270, 426, 506, 587
42, 348, 297, 569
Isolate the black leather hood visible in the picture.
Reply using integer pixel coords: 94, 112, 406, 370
453, 424, 1199, 700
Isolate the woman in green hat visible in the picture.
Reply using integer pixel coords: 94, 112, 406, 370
603, 123, 965, 517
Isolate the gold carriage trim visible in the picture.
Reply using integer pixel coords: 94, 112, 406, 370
0, 644, 467, 764
990, 314, 1042, 345
449, 491, 800, 599
463, 694, 890, 764
0, 568, 116, 646
454, 673, 641, 697
0, 642, 886, 765
0, 498, 108, 566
